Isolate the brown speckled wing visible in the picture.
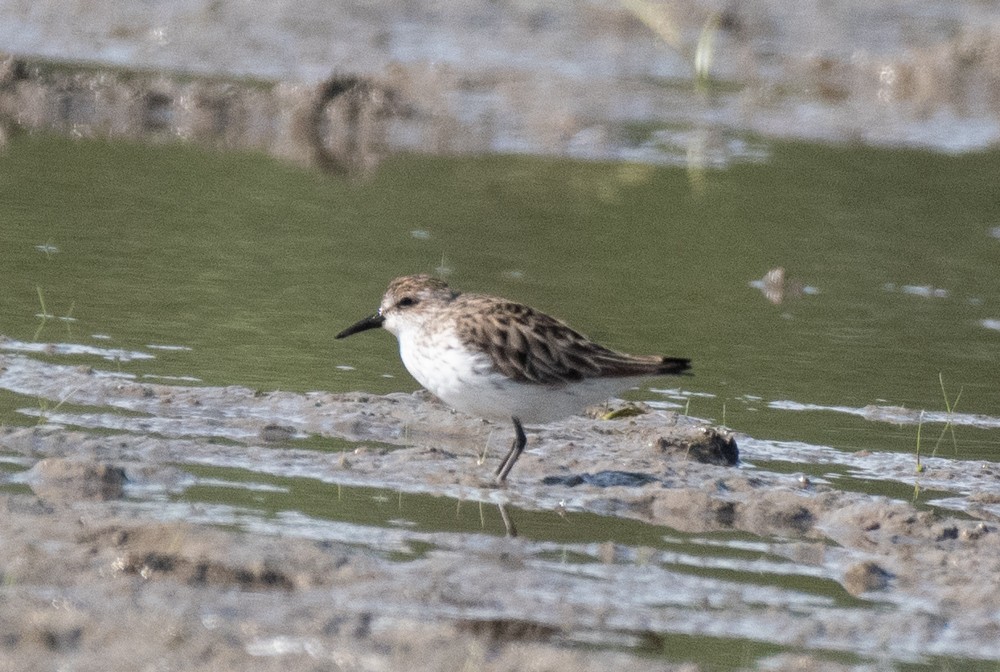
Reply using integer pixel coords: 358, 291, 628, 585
455, 297, 690, 385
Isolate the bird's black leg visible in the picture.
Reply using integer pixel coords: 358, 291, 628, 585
494, 416, 527, 483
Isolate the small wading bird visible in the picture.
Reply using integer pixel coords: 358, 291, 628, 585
336, 275, 691, 483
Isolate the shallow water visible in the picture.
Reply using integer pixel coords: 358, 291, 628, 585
2, 133, 1000, 668
2, 134, 998, 457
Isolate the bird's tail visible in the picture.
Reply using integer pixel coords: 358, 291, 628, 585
657, 357, 692, 375
592, 352, 692, 378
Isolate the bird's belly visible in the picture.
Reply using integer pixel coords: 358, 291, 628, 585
442, 374, 631, 424
398, 334, 635, 424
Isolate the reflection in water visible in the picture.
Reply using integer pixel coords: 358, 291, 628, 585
0, 59, 395, 177
748, 267, 820, 305
0, 53, 772, 178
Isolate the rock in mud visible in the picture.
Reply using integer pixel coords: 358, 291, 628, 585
844, 561, 893, 595
25, 458, 126, 501
654, 426, 739, 466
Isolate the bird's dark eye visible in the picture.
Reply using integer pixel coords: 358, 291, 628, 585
397, 296, 418, 308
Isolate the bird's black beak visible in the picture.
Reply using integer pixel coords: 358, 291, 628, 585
335, 313, 385, 339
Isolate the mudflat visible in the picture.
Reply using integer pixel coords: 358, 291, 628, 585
1, 352, 999, 669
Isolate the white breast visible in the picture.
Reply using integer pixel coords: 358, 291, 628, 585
396, 326, 637, 425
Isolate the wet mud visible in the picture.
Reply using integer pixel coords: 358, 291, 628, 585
1, 351, 1000, 669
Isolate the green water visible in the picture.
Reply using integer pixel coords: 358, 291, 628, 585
2, 133, 998, 458
3, 132, 999, 667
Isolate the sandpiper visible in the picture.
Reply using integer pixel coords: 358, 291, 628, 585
336, 274, 691, 482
